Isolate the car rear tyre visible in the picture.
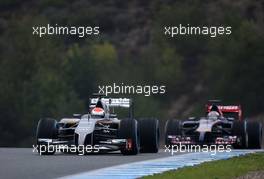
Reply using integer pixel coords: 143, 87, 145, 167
165, 119, 181, 146
232, 120, 247, 149
36, 118, 58, 155
138, 118, 159, 153
119, 118, 139, 155
247, 121, 262, 149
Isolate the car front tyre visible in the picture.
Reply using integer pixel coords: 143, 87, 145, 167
247, 121, 262, 149
138, 118, 159, 153
36, 118, 58, 155
118, 118, 139, 155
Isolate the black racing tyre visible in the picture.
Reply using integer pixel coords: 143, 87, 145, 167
247, 121, 262, 149
138, 118, 159, 153
36, 118, 58, 155
232, 120, 247, 149
164, 119, 181, 146
118, 118, 139, 155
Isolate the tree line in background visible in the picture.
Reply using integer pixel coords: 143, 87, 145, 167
0, 0, 263, 146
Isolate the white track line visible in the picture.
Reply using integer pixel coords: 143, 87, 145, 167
59, 150, 263, 179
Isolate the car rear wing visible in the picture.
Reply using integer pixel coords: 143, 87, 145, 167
90, 98, 132, 108
90, 97, 134, 118
206, 104, 242, 120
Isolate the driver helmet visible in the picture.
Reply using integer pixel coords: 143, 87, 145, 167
207, 111, 220, 119
91, 107, 105, 117
209, 104, 223, 116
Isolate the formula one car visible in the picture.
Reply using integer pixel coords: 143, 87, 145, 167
165, 100, 263, 149
36, 95, 159, 155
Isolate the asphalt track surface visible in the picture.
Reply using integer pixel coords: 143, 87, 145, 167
0, 148, 175, 179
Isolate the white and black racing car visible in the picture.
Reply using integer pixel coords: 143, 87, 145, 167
165, 100, 263, 149
36, 95, 159, 155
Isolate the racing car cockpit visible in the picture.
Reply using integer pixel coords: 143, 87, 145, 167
89, 99, 108, 118
91, 107, 105, 118
207, 111, 220, 120
210, 104, 222, 114
207, 104, 224, 120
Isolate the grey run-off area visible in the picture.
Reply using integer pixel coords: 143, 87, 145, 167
0, 148, 173, 179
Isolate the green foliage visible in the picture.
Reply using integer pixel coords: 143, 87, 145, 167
204, 18, 264, 114
0, 0, 263, 146
134, 96, 164, 119
92, 42, 117, 63
90, 42, 119, 83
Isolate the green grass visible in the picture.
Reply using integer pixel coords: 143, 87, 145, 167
143, 153, 264, 179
